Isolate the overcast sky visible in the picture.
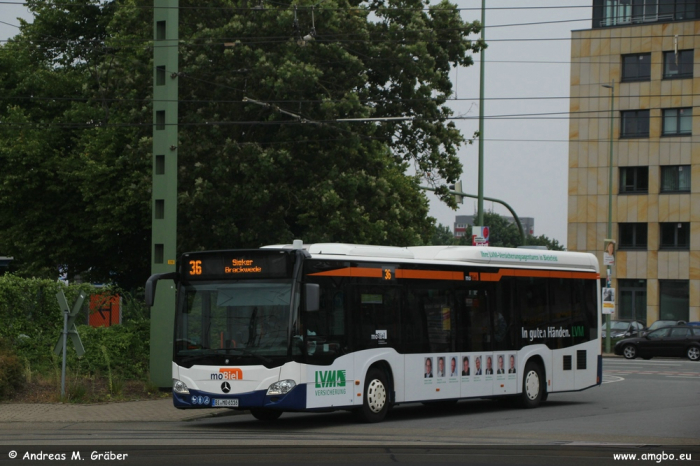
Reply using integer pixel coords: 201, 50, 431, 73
0, 1, 592, 247
430, 0, 592, 247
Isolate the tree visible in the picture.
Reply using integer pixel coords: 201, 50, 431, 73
0, 0, 481, 287
428, 212, 565, 249
526, 234, 565, 251
0, 0, 153, 288
478, 212, 521, 248
429, 223, 455, 245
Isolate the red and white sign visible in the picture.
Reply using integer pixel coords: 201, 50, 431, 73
472, 226, 490, 246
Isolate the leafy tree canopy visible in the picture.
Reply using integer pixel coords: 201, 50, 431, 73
0, 0, 481, 288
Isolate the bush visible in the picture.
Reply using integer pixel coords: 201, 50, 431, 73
0, 338, 26, 400
0, 275, 151, 382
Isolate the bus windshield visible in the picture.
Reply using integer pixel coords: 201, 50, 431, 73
175, 280, 296, 367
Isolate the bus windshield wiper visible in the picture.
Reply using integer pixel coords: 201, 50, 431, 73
223, 347, 273, 365
179, 348, 272, 365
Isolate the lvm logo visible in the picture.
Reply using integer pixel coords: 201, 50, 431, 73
572, 326, 585, 337
210, 368, 243, 380
314, 370, 346, 388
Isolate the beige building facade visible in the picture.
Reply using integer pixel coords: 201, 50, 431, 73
568, 1, 700, 325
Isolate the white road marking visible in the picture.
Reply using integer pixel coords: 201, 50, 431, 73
602, 375, 625, 384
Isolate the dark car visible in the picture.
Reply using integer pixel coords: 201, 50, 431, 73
643, 319, 686, 332
601, 320, 646, 339
614, 325, 700, 361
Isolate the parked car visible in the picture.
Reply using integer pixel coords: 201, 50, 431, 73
613, 325, 700, 361
687, 322, 700, 327
640, 320, 687, 336
601, 320, 646, 339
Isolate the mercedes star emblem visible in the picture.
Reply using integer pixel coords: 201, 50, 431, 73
221, 382, 231, 393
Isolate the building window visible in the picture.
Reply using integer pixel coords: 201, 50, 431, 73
621, 110, 649, 138
618, 279, 647, 323
663, 50, 694, 79
660, 165, 691, 192
619, 167, 649, 194
662, 108, 692, 136
594, 0, 699, 28
622, 53, 651, 82
659, 223, 690, 249
619, 223, 647, 249
659, 280, 689, 321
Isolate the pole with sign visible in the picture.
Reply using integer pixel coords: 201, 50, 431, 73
54, 291, 86, 397
603, 239, 616, 353
602, 287, 616, 315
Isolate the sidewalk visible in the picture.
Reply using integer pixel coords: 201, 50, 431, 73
0, 398, 229, 423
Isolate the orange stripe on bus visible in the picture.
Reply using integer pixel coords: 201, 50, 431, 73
395, 269, 464, 281
310, 267, 598, 281
309, 267, 382, 278
481, 269, 599, 282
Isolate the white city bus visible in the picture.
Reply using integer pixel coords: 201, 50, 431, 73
146, 241, 602, 422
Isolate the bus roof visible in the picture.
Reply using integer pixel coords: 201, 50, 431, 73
262, 242, 599, 272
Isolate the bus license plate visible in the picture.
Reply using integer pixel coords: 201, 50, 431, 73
213, 399, 238, 407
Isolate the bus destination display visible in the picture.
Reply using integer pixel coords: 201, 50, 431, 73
183, 252, 291, 280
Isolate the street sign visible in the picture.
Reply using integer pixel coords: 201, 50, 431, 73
472, 226, 490, 246
54, 291, 86, 357
604, 239, 616, 266
602, 287, 615, 314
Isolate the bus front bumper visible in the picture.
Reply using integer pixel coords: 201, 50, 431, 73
173, 384, 306, 411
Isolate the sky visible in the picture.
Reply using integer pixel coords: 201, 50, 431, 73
427, 0, 592, 247
0, 1, 593, 247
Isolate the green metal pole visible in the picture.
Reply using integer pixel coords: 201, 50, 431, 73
605, 80, 615, 354
420, 186, 526, 245
151, 0, 179, 387
477, 0, 486, 226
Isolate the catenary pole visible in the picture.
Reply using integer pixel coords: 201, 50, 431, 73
477, 0, 486, 226
150, 0, 179, 387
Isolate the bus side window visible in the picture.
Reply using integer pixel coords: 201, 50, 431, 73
469, 287, 492, 352
353, 286, 400, 351
517, 277, 549, 348
406, 287, 453, 353
402, 288, 429, 353
491, 280, 517, 351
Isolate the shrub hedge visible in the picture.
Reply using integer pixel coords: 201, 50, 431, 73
0, 275, 151, 394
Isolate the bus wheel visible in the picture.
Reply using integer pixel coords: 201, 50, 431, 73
354, 368, 389, 423
250, 409, 282, 421
519, 361, 543, 409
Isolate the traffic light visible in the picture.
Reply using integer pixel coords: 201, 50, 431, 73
448, 180, 464, 204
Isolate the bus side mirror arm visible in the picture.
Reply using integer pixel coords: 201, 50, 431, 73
145, 272, 178, 307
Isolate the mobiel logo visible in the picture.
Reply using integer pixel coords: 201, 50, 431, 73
314, 370, 347, 396
210, 368, 243, 380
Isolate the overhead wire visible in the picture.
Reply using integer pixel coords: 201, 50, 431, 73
0, 4, 695, 142
3, 91, 700, 105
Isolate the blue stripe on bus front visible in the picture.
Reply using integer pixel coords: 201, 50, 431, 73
172, 384, 306, 410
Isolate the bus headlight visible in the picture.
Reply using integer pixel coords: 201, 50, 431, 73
173, 379, 190, 395
266, 379, 296, 396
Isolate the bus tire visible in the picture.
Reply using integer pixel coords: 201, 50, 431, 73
354, 368, 389, 423
250, 408, 282, 421
519, 361, 543, 409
